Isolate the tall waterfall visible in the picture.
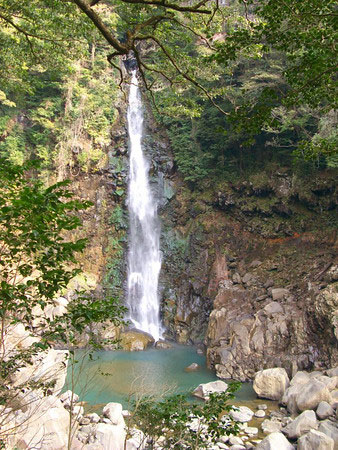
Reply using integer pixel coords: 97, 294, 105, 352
126, 71, 162, 341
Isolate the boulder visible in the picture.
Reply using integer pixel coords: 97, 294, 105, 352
119, 331, 154, 351
263, 302, 284, 316
9, 395, 70, 449
297, 430, 334, 450
296, 379, 332, 412
330, 390, 338, 408
283, 410, 318, 439
261, 419, 283, 434
253, 368, 290, 400
193, 380, 228, 400
318, 420, 338, 447
102, 403, 124, 425
154, 340, 172, 349
230, 406, 254, 423
316, 401, 334, 420
290, 371, 311, 386
256, 432, 294, 449
95, 423, 126, 450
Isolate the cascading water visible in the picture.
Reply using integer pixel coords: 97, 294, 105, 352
126, 71, 162, 341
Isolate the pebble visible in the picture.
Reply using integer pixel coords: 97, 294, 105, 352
255, 410, 266, 418
257, 404, 267, 410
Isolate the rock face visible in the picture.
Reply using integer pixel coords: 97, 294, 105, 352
253, 368, 290, 400
192, 380, 228, 400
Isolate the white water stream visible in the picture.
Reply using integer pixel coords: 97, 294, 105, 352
126, 71, 162, 341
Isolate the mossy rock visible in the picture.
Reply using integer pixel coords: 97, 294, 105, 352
119, 330, 155, 351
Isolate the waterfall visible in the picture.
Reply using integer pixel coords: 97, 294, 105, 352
126, 71, 162, 341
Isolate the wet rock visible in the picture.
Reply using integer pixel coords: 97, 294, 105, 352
256, 432, 294, 449
258, 404, 268, 410
155, 340, 172, 349
283, 410, 318, 439
193, 380, 228, 400
297, 429, 334, 450
119, 331, 154, 351
255, 410, 266, 418
185, 363, 200, 372
253, 367, 290, 400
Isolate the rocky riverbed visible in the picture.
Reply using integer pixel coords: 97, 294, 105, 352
3, 359, 337, 449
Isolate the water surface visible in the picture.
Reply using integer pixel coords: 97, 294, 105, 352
63, 345, 256, 411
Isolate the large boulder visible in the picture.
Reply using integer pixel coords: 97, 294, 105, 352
119, 331, 154, 351
11, 349, 68, 396
102, 403, 124, 426
193, 380, 228, 400
283, 410, 318, 439
8, 394, 70, 449
253, 368, 290, 401
297, 430, 334, 450
296, 379, 332, 412
95, 423, 126, 450
318, 420, 338, 448
256, 432, 294, 449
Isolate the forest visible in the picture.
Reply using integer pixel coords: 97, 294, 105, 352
0, 1, 337, 449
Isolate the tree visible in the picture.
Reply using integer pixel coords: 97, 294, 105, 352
0, 158, 126, 444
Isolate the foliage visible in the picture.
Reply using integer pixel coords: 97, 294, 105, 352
130, 383, 241, 449
0, 159, 125, 405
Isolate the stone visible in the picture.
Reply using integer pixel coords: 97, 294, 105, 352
326, 367, 338, 377
233, 273, 242, 284
329, 390, 338, 408
95, 422, 126, 450
297, 430, 334, 450
263, 302, 284, 316
264, 279, 274, 289
88, 413, 101, 423
255, 410, 266, 418
185, 363, 200, 372
102, 402, 124, 425
315, 375, 338, 391
253, 367, 290, 400
250, 260, 262, 268
261, 419, 283, 434
258, 404, 268, 410
271, 288, 289, 300
317, 401, 334, 419
283, 410, 318, 439
229, 436, 244, 445
230, 406, 254, 423
119, 331, 154, 351
318, 420, 338, 445
11, 349, 68, 396
154, 340, 172, 349
255, 432, 294, 450
193, 380, 228, 400
125, 428, 145, 450
230, 445, 245, 450
290, 371, 311, 386
243, 427, 258, 435
296, 379, 332, 412
9, 394, 70, 449
60, 390, 79, 408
